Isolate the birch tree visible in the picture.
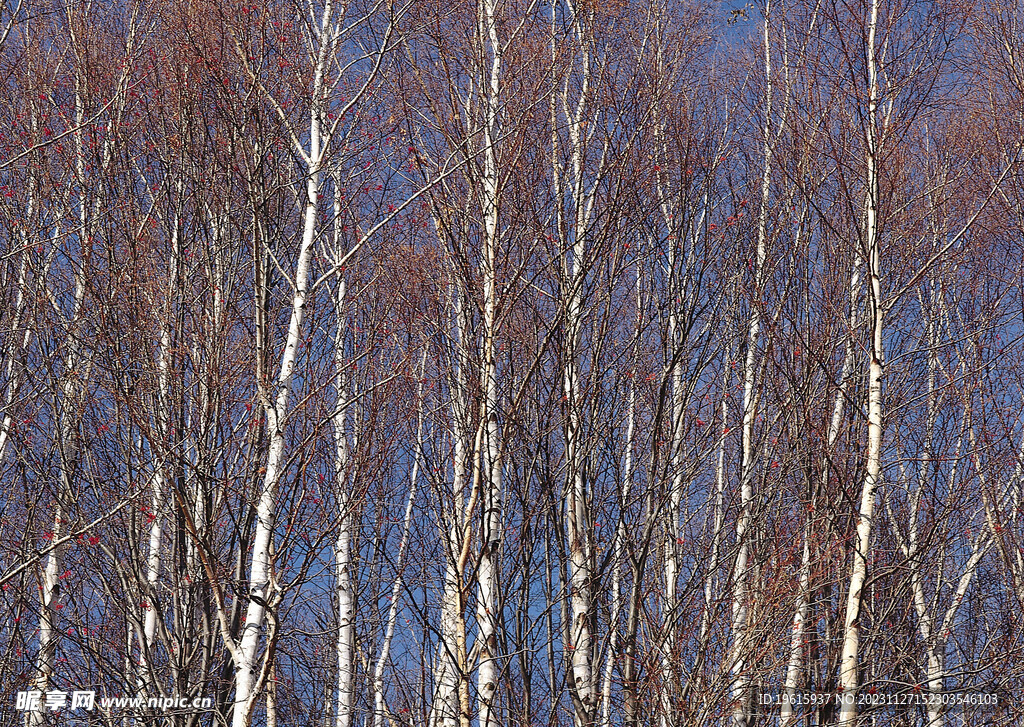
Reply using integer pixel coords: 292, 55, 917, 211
221, 0, 412, 721
3, 0, 1024, 724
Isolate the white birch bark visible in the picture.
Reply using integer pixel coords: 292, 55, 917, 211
28, 241, 87, 726
557, 2, 603, 719
660, 391, 685, 725
0, 251, 32, 464
659, 220, 689, 727
27, 55, 98, 727
562, 146, 596, 727
233, 11, 338, 721
780, 255, 861, 726
836, 0, 882, 716
475, 0, 503, 722
334, 271, 356, 727
649, 20, 682, 725
371, 359, 426, 727
657, 223, 702, 727
431, 278, 473, 727
233, 188, 318, 727
907, 285, 946, 727
730, 5, 771, 723
267, 661, 277, 727
598, 260, 641, 727
137, 252, 171, 691
23, 92, 49, 727
692, 339, 735, 727
888, 342, 994, 727
699, 363, 730, 652
135, 175, 187, 705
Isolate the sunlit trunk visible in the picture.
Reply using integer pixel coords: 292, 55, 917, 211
781, 253, 860, 726
599, 263, 641, 727
432, 280, 473, 727
475, 0, 503, 722
837, 0, 881, 715
334, 271, 356, 727
730, 5, 771, 723
234, 74, 326, 727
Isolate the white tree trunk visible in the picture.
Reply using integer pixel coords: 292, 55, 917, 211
137, 194, 182, 701
894, 399, 997, 727
837, 0, 881, 715
781, 255, 861, 726
559, 2, 601, 720
432, 280, 473, 727
232, 2, 349, 719
599, 262, 641, 727
730, 5, 771, 723
234, 84, 325, 727
28, 76, 93, 727
699, 366, 730, 654
0, 251, 31, 464
372, 363, 426, 727
334, 273, 356, 727
475, 0, 502, 721
661, 287, 686, 727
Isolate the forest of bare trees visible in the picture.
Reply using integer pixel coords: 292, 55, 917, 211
2, 0, 1024, 724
